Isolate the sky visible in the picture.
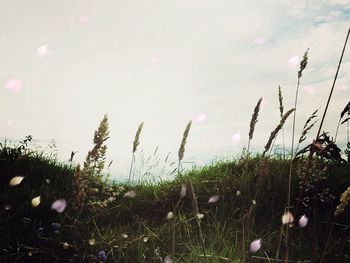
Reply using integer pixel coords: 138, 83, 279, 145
1, 0, 350, 180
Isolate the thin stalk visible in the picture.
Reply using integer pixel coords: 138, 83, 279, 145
128, 154, 135, 182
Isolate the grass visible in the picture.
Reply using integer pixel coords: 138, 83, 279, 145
1, 141, 350, 262
1, 28, 350, 263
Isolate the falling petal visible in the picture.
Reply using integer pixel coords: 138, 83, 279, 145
249, 239, 262, 253
304, 85, 316, 95
253, 36, 266, 45
79, 16, 90, 23
62, 242, 70, 249
51, 199, 67, 213
36, 45, 48, 58
45, 179, 50, 184
261, 98, 267, 110
282, 211, 294, 225
288, 56, 299, 69
5, 204, 11, 211
9, 176, 24, 186
299, 215, 308, 228
232, 133, 241, 144
31, 196, 41, 207
252, 199, 256, 205
208, 195, 220, 204
124, 190, 136, 198
151, 57, 160, 64
164, 255, 172, 263
54, 230, 60, 234
196, 213, 204, 220
236, 190, 241, 196
166, 211, 174, 220
5, 79, 22, 93
193, 114, 206, 123
180, 184, 187, 198
143, 236, 149, 242
88, 239, 96, 245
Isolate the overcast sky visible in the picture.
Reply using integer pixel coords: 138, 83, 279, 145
1, 0, 349, 180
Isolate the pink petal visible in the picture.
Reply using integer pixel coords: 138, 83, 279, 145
253, 36, 266, 45
298, 215, 308, 228
193, 114, 206, 123
5, 79, 22, 93
36, 45, 48, 58
51, 199, 67, 213
304, 85, 316, 95
288, 56, 299, 69
208, 195, 220, 204
232, 133, 241, 144
151, 57, 160, 64
249, 239, 262, 253
79, 16, 90, 23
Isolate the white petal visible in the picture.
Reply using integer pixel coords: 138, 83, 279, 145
282, 211, 294, 225
166, 211, 174, 220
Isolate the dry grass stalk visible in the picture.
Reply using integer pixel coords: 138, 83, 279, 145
278, 86, 284, 118
263, 108, 295, 156
178, 120, 192, 162
298, 109, 318, 145
129, 121, 144, 181
133, 122, 144, 153
248, 98, 263, 152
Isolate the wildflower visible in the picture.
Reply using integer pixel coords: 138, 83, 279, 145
299, 215, 308, 228
51, 199, 67, 213
249, 239, 262, 253
97, 250, 107, 263
208, 195, 220, 204
9, 176, 24, 186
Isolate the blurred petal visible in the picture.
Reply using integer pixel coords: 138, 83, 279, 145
253, 36, 266, 45
124, 190, 136, 198
166, 211, 174, 220
288, 56, 299, 69
208, 195, 220, 204
51, 199, 67, 213
5, 79, 22, 93
249, 239, 262, 253
36, 45, 48, 58
88, 238, 96, 245
164, 255, 172, 263
282, 211, 294, 225
299, 215, 308, 228
180, 184, 187, 198
193, 114, 206, 123
31, 196, 41, 207
9, 176, 24, 186
304, 85, 316, 95
232, 133, 241, 144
